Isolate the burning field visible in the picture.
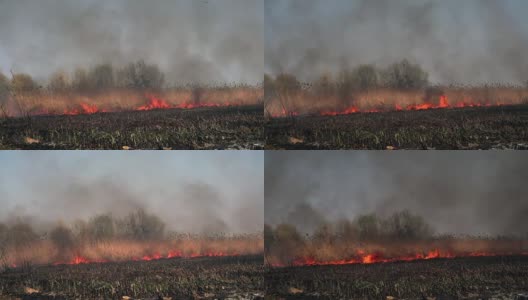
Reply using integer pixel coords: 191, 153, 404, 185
265, 77, 528, 150
0, 81, 264, 150
0, 151, 264, 299
0, 215, 263, 299
1, 255, 263, 299
264, 151, 528, 299
264, 0, 528, 150
0, 0, 264, 150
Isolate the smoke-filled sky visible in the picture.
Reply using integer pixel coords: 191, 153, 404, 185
0, 151, 263, 234
265, 0, 528, 84
265, 151, 528, 236
0, 0, 263, 85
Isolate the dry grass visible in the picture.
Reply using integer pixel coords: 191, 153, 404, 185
3, 236, 264, 267
267, 237, 527, 266
266, 86, 528, 117
4, 87, 263, 117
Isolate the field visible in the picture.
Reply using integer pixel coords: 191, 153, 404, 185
265, 104, 528, 150
265, 255, 528, 299
0, 255, 263, 300
0, 105, 263, 150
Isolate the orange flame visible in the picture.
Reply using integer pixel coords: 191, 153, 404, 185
271, 95, 507, 118
271, 249, 528, 268
52, 250, 241, 266
136, 95, 171, 111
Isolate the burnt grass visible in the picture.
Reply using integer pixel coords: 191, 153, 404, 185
266, 104, 528, 150
0, 105, 263, 150
265, 255, 528, 300
0, 255, 263, 300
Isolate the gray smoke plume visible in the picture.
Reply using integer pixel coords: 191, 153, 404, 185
0, 0, 263, 85
265, 0, 528, 85
0, 151, 264, 234
265, 151, 528, 236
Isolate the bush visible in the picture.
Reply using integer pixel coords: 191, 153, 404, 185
71, 67, 92, 92
274, 223, 303, 244
7, 223, 37, 247
119, 209, 165, 240
383, 210, 433, 240
264, 73, 275, 98
313, 73, 335, 96
350, 64, 379, 90
11, 73, 38, 92
335, 218, 358, 241
264, 223, 275, 252
87, 214, 115, 241
50, 224, 74, 251
355, 213, 381, 241
48, 71, 70, 92
381, 59, 429, 89
274, 73, 301, 94
89, 63, 115, 90
117, 60, 165, 90
0, 72, 10, 107
312, 222, 335, 243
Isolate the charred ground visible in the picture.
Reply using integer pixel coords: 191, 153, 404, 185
0, 104, 263, 150
266, 104, 528, 150
265, 255, 528, 300
0, 255, 263, 300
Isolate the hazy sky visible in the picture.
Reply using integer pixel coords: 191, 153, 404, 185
0, 151, 263, 234
265, 151, 528, 236
265, 0, 528, 84
0, 0, 263, 85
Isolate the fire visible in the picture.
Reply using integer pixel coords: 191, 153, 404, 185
51, 250, 241, 266
272, 249, 528, 268
136, 95, 171, 111
18, 93, 250, 117
270, 95, 507, 118
61, 103, 103, 115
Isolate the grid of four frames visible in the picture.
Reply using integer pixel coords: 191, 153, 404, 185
1, 0, 527, 299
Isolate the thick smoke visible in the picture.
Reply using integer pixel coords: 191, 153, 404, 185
0, 151, 263, 235
265, 0, 528, 84
0, 0, 263, 85
265, 151, 528, 236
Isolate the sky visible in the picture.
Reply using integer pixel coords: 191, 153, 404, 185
265, 151, 528, 236
265, 0, 528, 84
0, 0, 263, 85
0, 151, 264, 234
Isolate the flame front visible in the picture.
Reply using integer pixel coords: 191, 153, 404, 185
270, 94, 510, 118
271, 249, 528, 268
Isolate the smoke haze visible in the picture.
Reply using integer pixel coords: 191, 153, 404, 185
265, 151, 528, 236
0, 0, 263, 85
265, 0, 528, 84
0, 151, 263, 234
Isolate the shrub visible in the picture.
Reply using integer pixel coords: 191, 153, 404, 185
71, 67, 92, 92
335, 218, 358, 241
274, 73, 301, 94
264, 223, 275, 252
355, 213, 381, 241
381, 59, 429, 89
0, 72, 10, 108
89, 63, 115, 90
87, 214, 115, 241
7, 223, 37, 247
117, 60, 165, 90
50, 223, 75, 251
11, 73, 38, 92
313, 73, 335, 96
350, 64, 379, 90
48, 71, 70, 92
119, 209, 165, 240
383, 210, 433, 240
